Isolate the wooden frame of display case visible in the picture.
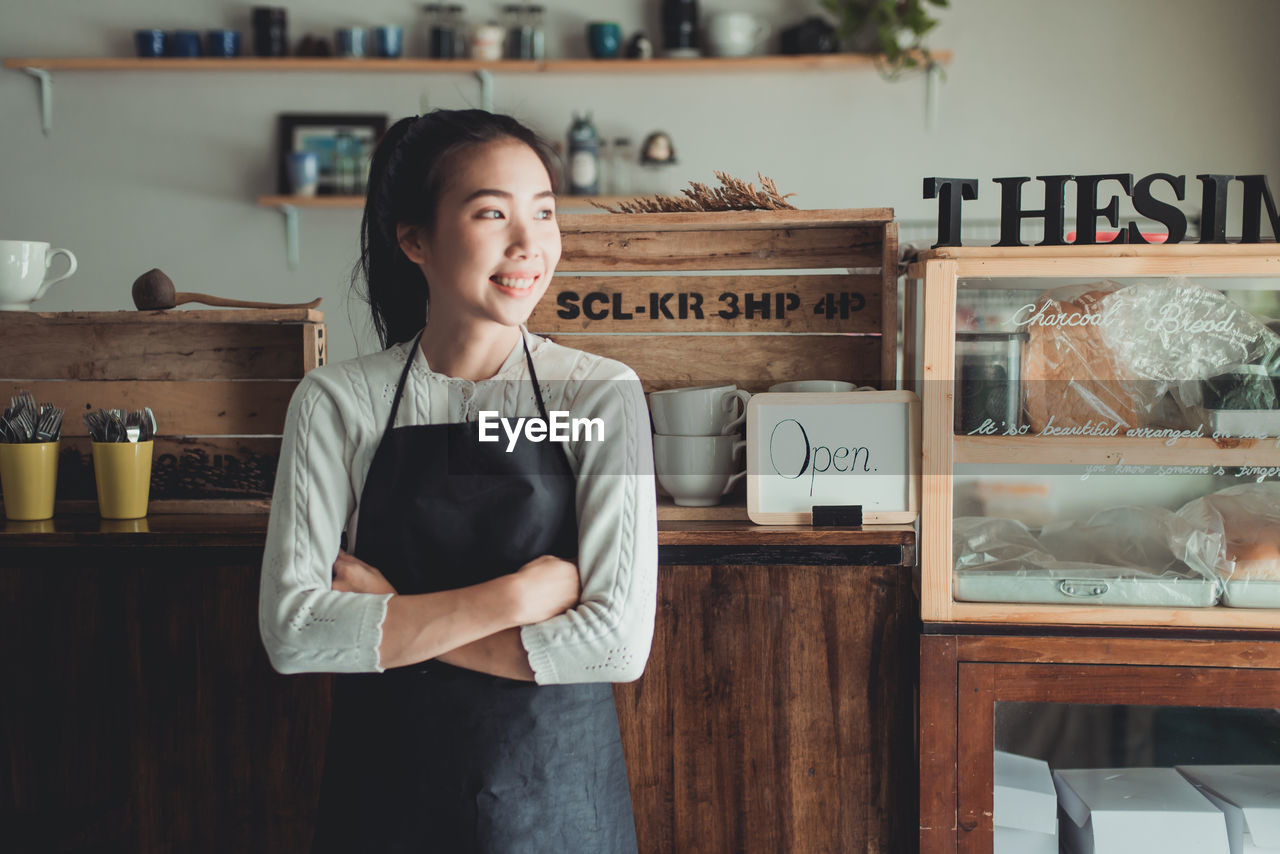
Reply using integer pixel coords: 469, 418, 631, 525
906, 244, 1280, 629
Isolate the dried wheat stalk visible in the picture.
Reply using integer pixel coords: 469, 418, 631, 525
592, 171, 797, 213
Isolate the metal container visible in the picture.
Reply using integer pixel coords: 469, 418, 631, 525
954, 332, 1028, 435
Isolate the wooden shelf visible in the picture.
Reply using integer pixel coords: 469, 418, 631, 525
954, 434, 1280, 467
8, 51, 949, 137
0, 513, 270, 547
658, 520, 915, 547
4, 53, 950, 74
0, 511, 916, 553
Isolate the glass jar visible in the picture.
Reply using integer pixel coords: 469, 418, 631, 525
610, 137, 635, 195
444, 4, 466, 58
954, 331, 1029, 436
423, 3, 453, 58
471, 20, 504, 61
504, 4, 536, 60
528, 5, 546, 59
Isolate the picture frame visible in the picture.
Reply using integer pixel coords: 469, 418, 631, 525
745, 390, 921, 525
276, 112, 388, 196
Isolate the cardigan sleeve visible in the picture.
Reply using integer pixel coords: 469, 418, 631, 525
258, 371, 392, 674
520, 362, 659, 684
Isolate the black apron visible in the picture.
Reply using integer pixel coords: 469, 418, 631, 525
312, 332, 638, 854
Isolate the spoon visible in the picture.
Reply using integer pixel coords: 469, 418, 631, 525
131, 268, 322, 311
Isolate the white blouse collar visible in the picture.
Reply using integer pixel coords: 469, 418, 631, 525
406, 326, 544, 384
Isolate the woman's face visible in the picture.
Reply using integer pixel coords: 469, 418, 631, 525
405, 139, 561, 330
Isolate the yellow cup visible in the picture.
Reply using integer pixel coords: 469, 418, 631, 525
0, 441, 60, 521
99, 517, 150, 534
92, 440, 154, 519
5, 518, 56, 534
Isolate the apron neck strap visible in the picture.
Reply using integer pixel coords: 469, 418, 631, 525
523, 330, 552, 422
384, 328, 549, 434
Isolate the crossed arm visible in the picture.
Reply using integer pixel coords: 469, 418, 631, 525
330, 549, 580, 679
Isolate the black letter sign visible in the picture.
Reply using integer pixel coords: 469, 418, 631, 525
1074, 173, 1133, 244
1129, 173, 1187, 244
923, 177, 978, 248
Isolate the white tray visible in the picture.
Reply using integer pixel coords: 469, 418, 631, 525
1222, 578, 1280, 608
954, 567, 1220, 607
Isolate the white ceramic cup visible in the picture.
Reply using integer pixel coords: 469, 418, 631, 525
706, 12, 769, 57
768, 380, 863, 393
653, 433, 747, 506
648, 384, 751, 436
0, 240, 77, 311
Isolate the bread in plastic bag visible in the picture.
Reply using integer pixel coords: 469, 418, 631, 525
1020, 278, 1280, 431
1176, 483, 1280, 607
1021, 283, 1149, 431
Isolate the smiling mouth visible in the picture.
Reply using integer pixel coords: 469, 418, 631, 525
491, 274, 540, 292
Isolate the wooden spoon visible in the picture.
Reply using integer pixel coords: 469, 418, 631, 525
132, 268, 322, 311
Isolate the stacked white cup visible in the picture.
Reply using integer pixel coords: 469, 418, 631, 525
648, 384, 750, 507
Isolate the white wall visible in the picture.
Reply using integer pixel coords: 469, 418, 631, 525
3, 0, 1279, 362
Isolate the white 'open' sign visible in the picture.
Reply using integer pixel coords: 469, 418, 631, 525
746, 390, 920, 525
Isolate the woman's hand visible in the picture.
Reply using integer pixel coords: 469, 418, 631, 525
331, 549, 397, 595
508, 555, 581, 625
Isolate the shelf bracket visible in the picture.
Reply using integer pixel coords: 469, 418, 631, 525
23, 68, 53, 135
277, 203, 300, 270
474, 69, 495, 112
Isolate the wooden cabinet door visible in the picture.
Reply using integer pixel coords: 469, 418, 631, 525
920, 633, 1280, 854
616, 562, 918, 854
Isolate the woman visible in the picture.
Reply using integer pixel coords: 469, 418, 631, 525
258, 109, 658, 853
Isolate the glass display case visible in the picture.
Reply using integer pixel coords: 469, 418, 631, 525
906, 245, 1280, 628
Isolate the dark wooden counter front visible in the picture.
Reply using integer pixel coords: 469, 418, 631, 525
1, 516, 917, 854
0, 514, 324, 854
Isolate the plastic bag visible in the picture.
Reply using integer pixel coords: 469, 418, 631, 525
953, 508, 1223, 608
1176, 483, 1280, 607
1098, 278, 1279, 385
1019, 278, 1280, 431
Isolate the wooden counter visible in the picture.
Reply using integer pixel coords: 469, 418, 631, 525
1, 516, 917, 853
2, 514, 915, 549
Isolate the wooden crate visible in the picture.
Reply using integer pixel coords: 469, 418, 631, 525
545, 209, 898, 392
0, 309, 324, 515
906, 243, 1280, 630
543, 209, 898, 520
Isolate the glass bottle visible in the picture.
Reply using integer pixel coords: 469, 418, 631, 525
333, 131, 355, 195
528, 5, 546, 59
567, 112, 600, 196
596, 139, 611, 197
444, 4, 466, 58
610, 137, 635, 195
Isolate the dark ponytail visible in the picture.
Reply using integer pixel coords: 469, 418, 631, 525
352, 109, 559, 349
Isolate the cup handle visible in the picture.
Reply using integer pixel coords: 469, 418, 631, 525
720, 389, 752, 435
720, 468, 747, 496
732, 438, 747, 458
36, 248, 78, 300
